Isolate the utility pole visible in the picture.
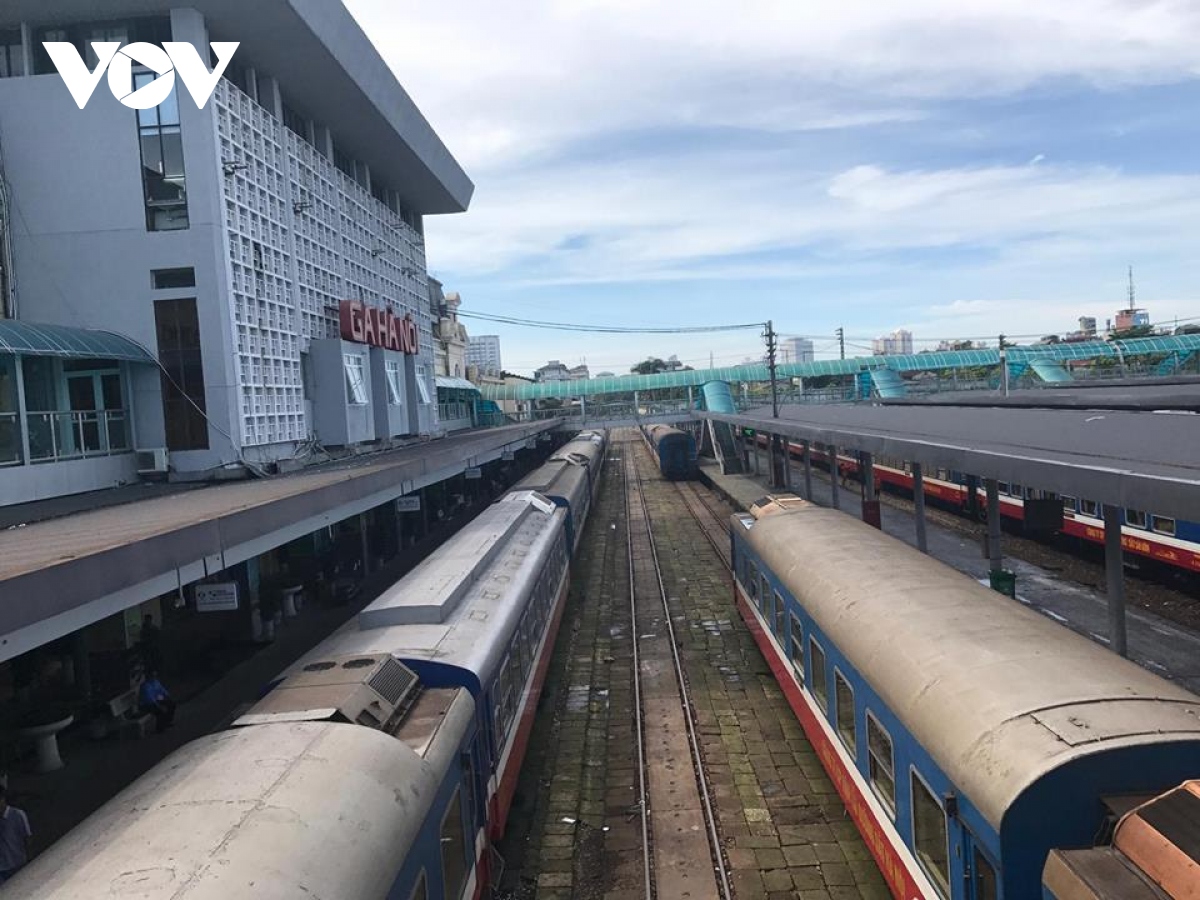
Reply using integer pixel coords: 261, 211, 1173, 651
765, 321, 784, 488
836, 326, 847, 400
998, 333, 1009, 397
765, 321, 780, 419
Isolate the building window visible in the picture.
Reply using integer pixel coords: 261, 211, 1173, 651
0, 30, 23, 78
152, 267, 196, 290
385, 361, 404, 406
281, 101, 310, 144
789, 614, 803, 678
810, 638, 828, 713
866, 713, 895, 814
343, 355, 367, 405
415, 366, 431, 405
0, 355, 22, 466
154, 298, 209, 450
439, 789, 467, 900
911, 771, 951, 898
137, 75, 189, 231
334, 145, 356, 181
835, 671, 855, 754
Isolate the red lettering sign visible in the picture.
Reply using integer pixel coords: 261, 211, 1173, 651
338, 300, 419, 355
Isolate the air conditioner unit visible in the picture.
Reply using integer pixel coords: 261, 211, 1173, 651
136, 448, 170, 474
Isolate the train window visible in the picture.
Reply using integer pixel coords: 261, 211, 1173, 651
997, 482, 1010, 496
409, 872, 427, 900
809, 639, 828, 713
1152, 515, 1176, 536
911, 771, 951, 899
759, 574, 770, 615
866, 713, 895, 815
1079, 499, 1099, 518
1126, 509, 1148, 529
834, 672, 855, 755
789, 614, 804, 679
973, 846, 999, 900
773, 591, 786, 639
1010, 484, 1023, 498
748, 562, 759, 601
1061, 495, 1077, 514
440, 789, 467, 900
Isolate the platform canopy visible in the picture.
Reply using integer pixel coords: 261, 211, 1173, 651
0, 320, 156, 364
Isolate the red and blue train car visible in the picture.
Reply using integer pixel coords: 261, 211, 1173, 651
731, 496, 1200, 900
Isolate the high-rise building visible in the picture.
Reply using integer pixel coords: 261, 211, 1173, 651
1078, 316, 1097, 337
782, 338, 814, 364
0, 1, 472, 504
468, 335, 503, 375
872, 329, 914, 356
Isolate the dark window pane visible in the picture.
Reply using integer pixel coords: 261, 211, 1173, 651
101, 374, 123, 409
152, 267, 196, 290
154, 298, 208, 450
912, 774, 950, 897
160, 129, 185, 178
440, 789, 467, 900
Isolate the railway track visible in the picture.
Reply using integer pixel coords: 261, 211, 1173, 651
673, 480, 733, 569
624, 436, 732, 900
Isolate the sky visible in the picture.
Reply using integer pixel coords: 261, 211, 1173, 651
344, 0, 1200, 376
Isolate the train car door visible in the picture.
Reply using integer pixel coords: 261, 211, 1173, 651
961, 830, 999, 900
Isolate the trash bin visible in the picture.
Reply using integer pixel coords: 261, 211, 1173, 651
989, 569, 1017, 599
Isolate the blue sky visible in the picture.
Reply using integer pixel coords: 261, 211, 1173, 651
346, 0, 1200, 376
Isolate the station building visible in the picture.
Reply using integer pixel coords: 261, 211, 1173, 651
0, 0, 474, 505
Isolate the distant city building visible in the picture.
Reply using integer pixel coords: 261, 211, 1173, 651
428, 283, 468, 378
1114, 308, 1151, 332
595, 371, 616, 379
568, 364, 590, 381
873, 329, 914, 356
782, 338, 814, 364
664, 355, 685, 371
535, 360, 571, 382
1078, 316, 1097, 337
467, 335, 502, 375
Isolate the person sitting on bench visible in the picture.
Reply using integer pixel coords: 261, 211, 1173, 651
139, 672, 176, 733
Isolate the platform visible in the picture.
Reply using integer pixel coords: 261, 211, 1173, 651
706, 400, 1200, 520
0, 422, 556, 663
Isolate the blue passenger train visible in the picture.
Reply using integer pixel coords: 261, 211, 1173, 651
731, 495, 1200, 900
642, 423, 697, 480
7, 432, 609, 900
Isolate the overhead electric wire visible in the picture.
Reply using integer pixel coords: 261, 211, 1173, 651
459, 309, 762, 334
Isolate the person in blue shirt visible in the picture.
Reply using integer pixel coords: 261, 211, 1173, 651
139, 672, 176, 733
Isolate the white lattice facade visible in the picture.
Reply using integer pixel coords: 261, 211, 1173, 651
214, 81, 434, 448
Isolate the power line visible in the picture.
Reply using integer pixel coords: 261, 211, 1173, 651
459, 309, 762, 334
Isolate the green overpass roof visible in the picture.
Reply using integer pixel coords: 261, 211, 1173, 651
479, 334, 1200, 401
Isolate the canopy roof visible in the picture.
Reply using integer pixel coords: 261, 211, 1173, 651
0, 321, 156, 364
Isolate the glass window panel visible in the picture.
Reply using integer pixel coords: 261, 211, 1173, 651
1125, 509, 1148, 529
141, 133, 164, 176
344, 355, 367, 405
1061, 495, 1076, 513
409, 872, 427, 900
439, 789, 467, 900
156, 86, 180, 127
835, 672, 855, 754
1151, 516, 1176, 537
160, 129, 185, 179
773, 591, 785, 639
101, 373, 123, 410
21, 356, 58, 412
1079, 499, 1099, 517
810, 639, 828, 712
759, 574, 769, 613
973, 847, 998, 900
867, 714, 895, 813
911, 773, 950, 898
789, 615, 804, 678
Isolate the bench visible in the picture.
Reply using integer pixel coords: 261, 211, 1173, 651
106, 689, 155, 740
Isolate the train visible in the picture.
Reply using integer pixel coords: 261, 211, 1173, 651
760, 435, 1200, 575
730, 494, 1200, 900
642, 423, 697, 480
7, 430, 607, 900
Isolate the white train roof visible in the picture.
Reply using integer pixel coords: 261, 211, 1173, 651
744, 503, 1200, 831
8, 691, 474, 900
295, 491, 566, 683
